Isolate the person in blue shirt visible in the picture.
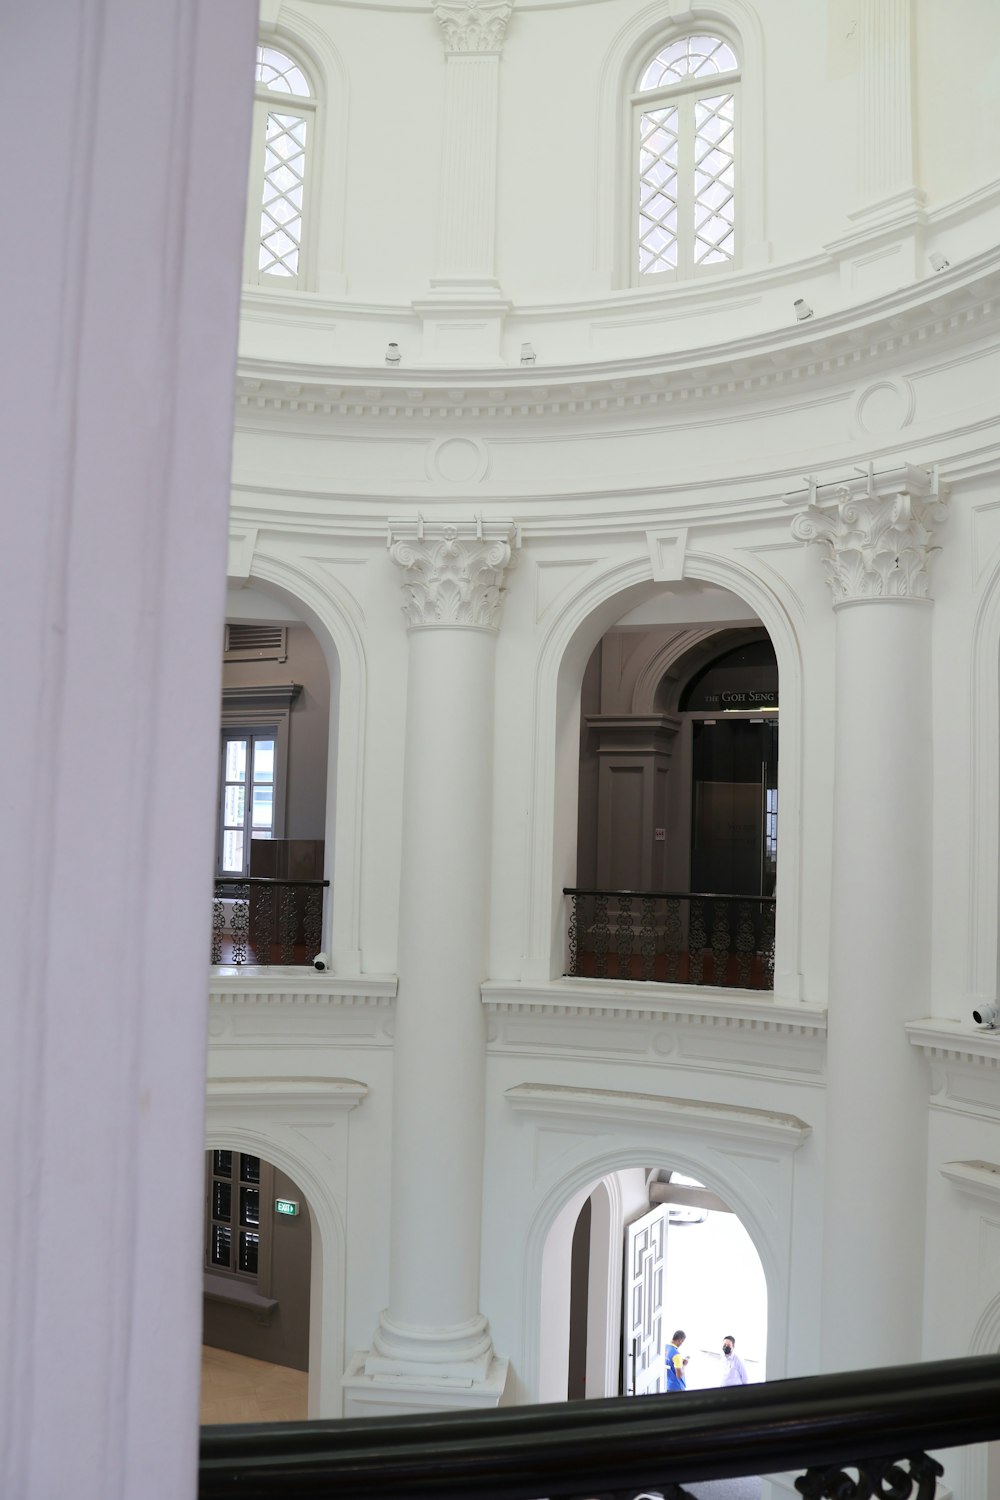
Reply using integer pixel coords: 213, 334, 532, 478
665, 1329, 688, 1390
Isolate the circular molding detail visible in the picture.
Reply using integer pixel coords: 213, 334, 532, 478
853, 376, 916, 438
425, 435, 490, 484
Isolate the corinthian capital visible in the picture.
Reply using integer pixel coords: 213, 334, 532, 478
434, 0, 512, 54
791, 464, 949, 604
388, 519, 517, 629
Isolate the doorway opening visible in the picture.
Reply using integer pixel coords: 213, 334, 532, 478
560, 1166, 767, 1401
200, 1148, 312, 1423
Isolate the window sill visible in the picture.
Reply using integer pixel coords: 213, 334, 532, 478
203, 1271, 277, 1317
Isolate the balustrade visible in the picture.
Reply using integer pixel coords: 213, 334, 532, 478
565, 887, 775, 990
211, 877, 328, 967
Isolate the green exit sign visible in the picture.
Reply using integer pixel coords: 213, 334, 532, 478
275, 1198, 299, 1217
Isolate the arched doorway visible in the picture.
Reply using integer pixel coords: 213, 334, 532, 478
200, 1147, 312, 1423
571, 594, 779, 990
559, 1166, 767, 1401
214, 581, 332, 967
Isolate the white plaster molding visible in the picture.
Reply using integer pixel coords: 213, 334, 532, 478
965, 546, 1000, 1012
505, 1082, 811, 1147
433, 0, 512, 54
482, 978, 825, 1036
939, 1160, 1000, 1212
206, 1076, 369, 1111
907, 1019, 1000, 1071
209, 973, 398, 1007
790, 462, 949, 603
233, 259, 1000, 426
388, 518, 517, 628
853, 0, 921, 225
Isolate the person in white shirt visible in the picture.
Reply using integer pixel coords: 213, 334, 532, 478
721, 1334, 749, 1385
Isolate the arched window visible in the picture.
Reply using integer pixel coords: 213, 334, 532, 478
633, 33, 739, 281
246, 43, 318, 286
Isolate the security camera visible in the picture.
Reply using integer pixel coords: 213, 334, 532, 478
972, 1002, 1000, 1029
312, 952, 330, 972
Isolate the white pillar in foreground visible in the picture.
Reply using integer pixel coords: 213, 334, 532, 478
344, 521, 515, 1415
794, 465, 948, 1371
2, 4, 255, 1498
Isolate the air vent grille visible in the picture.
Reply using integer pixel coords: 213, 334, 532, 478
224, 624, 288, 662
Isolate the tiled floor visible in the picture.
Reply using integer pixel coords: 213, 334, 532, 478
200, 1344, 308, 1425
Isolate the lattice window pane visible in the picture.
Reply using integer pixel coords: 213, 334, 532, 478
638, 107, 679, 274
693, 93, 735, 265
259, 112, 307, 278
639, 34, 738, 92
256, 45, 310, 98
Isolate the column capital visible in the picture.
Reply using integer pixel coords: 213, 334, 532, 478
388, 518, 518, 629
433, 0, 512, 54
790, 463, 949, 605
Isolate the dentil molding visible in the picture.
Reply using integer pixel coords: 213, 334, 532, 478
433, 0, 512, 53
790, 461, 949, 603
388, 517, 518, 627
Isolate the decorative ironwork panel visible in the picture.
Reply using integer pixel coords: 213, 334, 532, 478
254, 880, 273, 966
230, 883, 250, 967
593, 893, 611, 979
211, 895, 225, 965
639, 898, 657, 982
615, 894, 635, 980
795, 1452, 943, 1500
568, 893, 580, 976
761, 898, 776, 988
663, 897, 683, 982
688, 898, 707, 983
279, 884, 297, 966
303, 884, 323, 958
710, 900, 731, 985
735, 899, 756, 988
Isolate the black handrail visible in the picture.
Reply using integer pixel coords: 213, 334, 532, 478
214, 876, 330, 888
199, 1354, 1000, 1499
564, 886, 774, 904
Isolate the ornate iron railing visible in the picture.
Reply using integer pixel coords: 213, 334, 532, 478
199, 1353, 1000, 1499
564, 887, 775, 990
211, 877, 329, 967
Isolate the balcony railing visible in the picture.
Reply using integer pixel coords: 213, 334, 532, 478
564, 887, 775, 990
199, 1353, 1000, 1499
211, 877, 329, 967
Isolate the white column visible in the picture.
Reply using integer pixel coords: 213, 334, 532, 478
793, 466, 948, 1371
2, 4, 255, 1499
415, 2, 513, 363
346, 522, 515, 1414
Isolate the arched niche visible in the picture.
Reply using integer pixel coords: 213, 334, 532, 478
521, 548, 803, 1000
227, 541, 368, 974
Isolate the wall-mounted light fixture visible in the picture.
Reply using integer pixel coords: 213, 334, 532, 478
385, 342, 401, 365
793, 298, 813, 321
520, 342, 536, 365
929, 252, 950, 272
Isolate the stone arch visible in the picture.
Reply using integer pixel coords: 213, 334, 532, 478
522, 543, 803, 999
522, 1127, 782, 1405
229, 546, 367, 974
201, 1115, 349, 1419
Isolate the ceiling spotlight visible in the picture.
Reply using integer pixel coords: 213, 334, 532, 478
929, 252, 950, 272
793, 299, 813, 321
520, 342, 536, 366
385, 342, 401, 366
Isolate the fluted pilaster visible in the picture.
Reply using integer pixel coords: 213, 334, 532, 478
855, 0, 921, 217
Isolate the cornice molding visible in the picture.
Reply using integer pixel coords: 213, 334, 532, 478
481, 978, 827, 1036
790, 462, 949, 604
221, 683, 301, 709
388, 517, 517, 628
939, 1159, 1000, 1211
907, 1018, 1000, 1070
205, 1076, 369, 1111
234, 262, 1000, 427
209, 974, 398, 1006
504, 1082, 812, 1147
433, 0, 512, 53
